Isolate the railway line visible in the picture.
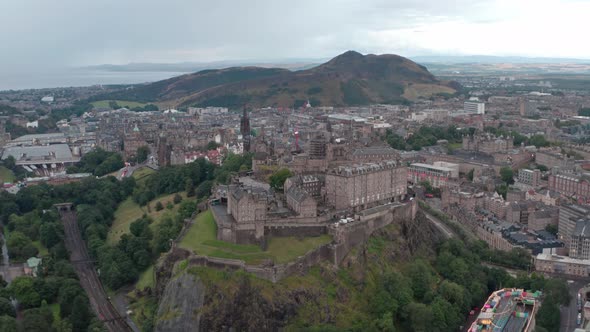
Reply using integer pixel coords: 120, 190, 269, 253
58, 206, 132, 332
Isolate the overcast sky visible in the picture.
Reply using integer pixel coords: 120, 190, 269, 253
1, 0, 589, 70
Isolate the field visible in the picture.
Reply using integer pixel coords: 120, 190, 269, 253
132, 167, 156, 185
179, 210, 332, 265
91, 100, 147, 109
107, 192, 192, 244
136, 265, 155, 291
31, 241, 49, 257
0, 166, 15, 183
402, 83, 456, 100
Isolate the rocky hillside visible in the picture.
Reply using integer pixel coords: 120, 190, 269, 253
98, 51, 459, 108
151, 211, 447, 331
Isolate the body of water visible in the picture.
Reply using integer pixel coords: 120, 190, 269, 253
0, 69, 187, 91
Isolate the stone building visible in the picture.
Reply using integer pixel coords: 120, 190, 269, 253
462, 134, 514, 154
408, 162, 456, 188
569, 219, 590, 260
227, 185, 269, 223
285, 185, 317, 218
517, 169, 541, 187
325, 160, 407, 211
558, 204, 590, 250
548, 173, 590, 204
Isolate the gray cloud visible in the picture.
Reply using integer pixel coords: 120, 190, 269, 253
0, 0, 586, 73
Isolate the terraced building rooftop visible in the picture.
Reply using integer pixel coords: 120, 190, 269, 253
468, 288, 540, 332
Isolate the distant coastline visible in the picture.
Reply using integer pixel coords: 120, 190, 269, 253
0, 69, 185, 91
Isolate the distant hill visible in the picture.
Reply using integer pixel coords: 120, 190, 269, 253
98, 51, 458, 108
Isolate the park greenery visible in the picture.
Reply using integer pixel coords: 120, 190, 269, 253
269, 168, 293, 191
384, 125, 471, 151
66, 148, 124, 176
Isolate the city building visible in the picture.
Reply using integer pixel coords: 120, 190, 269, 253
517, 169, 541, 187
569, 219, 590, 260
407, 163, 455, 188
325, 160, 407, 211
464, 101, 485, 114
548, 173, 590, 204
227, 185, 269, 223
285, 185, 317, 217
462, 134, 513, 154
535, 253, 590, 277
1, 144, 80, 176
558, 204, 590, 250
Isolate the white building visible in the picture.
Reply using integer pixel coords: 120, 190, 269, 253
464, 101, 485, 114
41, 96, 54, 103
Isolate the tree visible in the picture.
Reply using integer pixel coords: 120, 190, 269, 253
185, 179, 195, 197
0, 315, 17, 332
0, 297, 15, 317
206, 141, 220, 150
536, 164, 548, 172
39, 223, 61, 249
545, 224, 558, 235
22, 307, 54, 332
196, 180, 213, 198
499, 167, 514, 184
70, 295, 91, 332
528, 135, 550, 148
467, 169, 474, 182
9, 276, 41, 308
166, 201, 174, 210
3, 155, 15, 170
269, 168, 293, 191
108, 101, 120, 109
407, 302, 433, 332
173, 193, 182, 204
155, 202, 163, 211
136, 146, 150, 164
6, 231, 38, 260
536, 299, 560, 332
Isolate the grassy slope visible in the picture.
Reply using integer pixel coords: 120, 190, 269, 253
31, 241, 49, 257
0, 166, 15, 183
179, 210, 332, 265
91, 100, 147, 109
136, 265, 155, 291
133, 167, 156, 185
107, 191, 192, 245
402, 83, 456, 100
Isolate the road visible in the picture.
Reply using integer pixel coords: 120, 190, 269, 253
58, 207, 133, 332
421, 209, 455, 239
560, 278, 588, 332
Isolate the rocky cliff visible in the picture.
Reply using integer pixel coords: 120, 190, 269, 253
151, 211, 444, 331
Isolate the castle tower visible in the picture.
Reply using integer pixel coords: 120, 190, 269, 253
240, 106, 251, 153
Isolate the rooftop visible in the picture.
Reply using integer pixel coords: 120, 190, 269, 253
469, 288, 538, 332
1, 144, 78, 164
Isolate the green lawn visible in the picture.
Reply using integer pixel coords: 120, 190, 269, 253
91, 100, 147, 109
132, 167, 155, 185
49, 303, 61, 323
107, 198, 145, 244
136, 265, 155, 291
31, 241, 49, 257
107, 192, 193, 245
179, 210, 332, 265
0, 166, 15, 183
448, 142, 462, 150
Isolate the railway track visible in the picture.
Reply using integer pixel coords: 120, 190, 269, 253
58, 208, 132, 332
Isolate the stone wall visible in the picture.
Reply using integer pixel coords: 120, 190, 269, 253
192, 201, 417, 282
